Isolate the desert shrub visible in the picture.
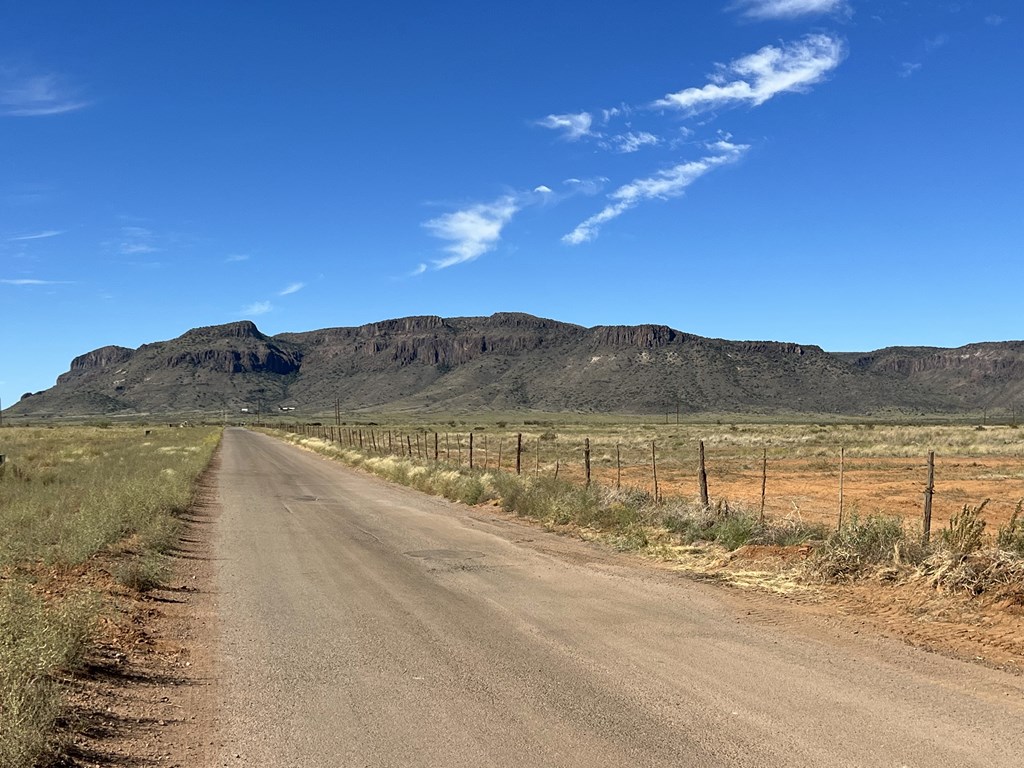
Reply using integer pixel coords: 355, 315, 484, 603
921, 548, 1024, 596
0, 582, 95, 768
996, 500, 1024, 556
113, 552, 167, 592
941, 501, 988, 555
810, 514, 908, 580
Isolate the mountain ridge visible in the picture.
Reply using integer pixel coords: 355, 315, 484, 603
9, 313, 1023, 417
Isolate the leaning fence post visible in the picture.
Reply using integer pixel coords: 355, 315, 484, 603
698, 440, 710, 508
922, 450, 935, 543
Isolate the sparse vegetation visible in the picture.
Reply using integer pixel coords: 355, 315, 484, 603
271, 422, 1023, 603
0, 425, 220, 767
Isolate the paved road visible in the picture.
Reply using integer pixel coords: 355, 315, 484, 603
213, 428, 1024, 767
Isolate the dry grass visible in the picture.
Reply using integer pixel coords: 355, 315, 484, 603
0, 425, 220, 768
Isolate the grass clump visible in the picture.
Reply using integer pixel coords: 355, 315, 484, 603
113, 551, 168, 592
941, 500, 988, 555
996, 500, 1024, 556
810, 514, 910, 580
0, 581, 96, 768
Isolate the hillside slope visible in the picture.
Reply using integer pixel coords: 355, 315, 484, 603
9, 313, 1021, 417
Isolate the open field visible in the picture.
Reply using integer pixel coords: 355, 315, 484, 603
0, 424, 220, 768
278, 420, 1024, 534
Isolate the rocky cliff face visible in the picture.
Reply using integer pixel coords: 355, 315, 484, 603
10, 313, 1024, 417
58, 346, 135, 383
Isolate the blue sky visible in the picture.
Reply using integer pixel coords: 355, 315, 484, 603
1, 1, 1020, 407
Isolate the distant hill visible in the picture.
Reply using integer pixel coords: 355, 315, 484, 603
8, 313, 1024, 418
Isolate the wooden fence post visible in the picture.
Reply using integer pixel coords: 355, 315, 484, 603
759, 448, 767, 524
838, 447, 845, 530
469, 432, 474, 470
652, 441, 659, 502
358, 429, 363, 449
584, 438, 591, 487
698, 440, 710, 508
445, 433, 451, 462
516, 433, 522, 475
616, 442, 621, 490
535, 438, 540, 476
497, 438, 503, 470
923, 450, 935, 543
407, 434, 413, 458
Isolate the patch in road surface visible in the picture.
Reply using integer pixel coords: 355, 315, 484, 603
405, 549, 490, 572
405, 549, 485, 561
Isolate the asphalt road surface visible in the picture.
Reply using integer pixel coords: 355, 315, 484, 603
213, 428, 1024, 767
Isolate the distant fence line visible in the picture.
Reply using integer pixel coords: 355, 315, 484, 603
278, 423, 1022, 538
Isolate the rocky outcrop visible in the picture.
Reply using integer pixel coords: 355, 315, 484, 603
590, 325, 680, 349
58, 346, 135, 382
164, 348, 302, 374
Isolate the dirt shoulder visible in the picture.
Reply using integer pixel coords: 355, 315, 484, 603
59, 460, 221, 767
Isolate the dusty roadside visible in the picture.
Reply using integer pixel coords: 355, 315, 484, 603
59, 459, 221, 767
60, 434, 1023, 765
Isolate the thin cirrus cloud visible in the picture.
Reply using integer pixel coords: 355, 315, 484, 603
536, 112, 594, 140
241, 301, 272, 316
278, 282, 305, 296
1, 278, 72, 285
603, 131, 661, 154
422, 195, 520, 270
0, 70, 89, 117
563, 141, 749, 245
8, 230, 63, 242
653, 34, 845, 113
730, 0, 850, 20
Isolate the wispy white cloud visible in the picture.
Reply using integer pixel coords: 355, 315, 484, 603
409, 263, 428, 277
242, 301, 272, 316
8, 230, 63, 242
1, 278, 72, 285
653, 34, 845, 114
536, 112, 594, 140
898, 61, 923, 78
985, 14, 1005, 26
900, 34, 950, 78
563, 142, 749, 245
730, 0, 850, 20
225, 253, 250, 263
603, 131, 661, 154
117, 226, 158, 255
0, 69, 89, 117
533, 185, 553, 194
423, 195, 520, 269
278, 282, 304, 296
563, 177, 609, 196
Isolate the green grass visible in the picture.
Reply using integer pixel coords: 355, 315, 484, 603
0, 425, 220, 768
